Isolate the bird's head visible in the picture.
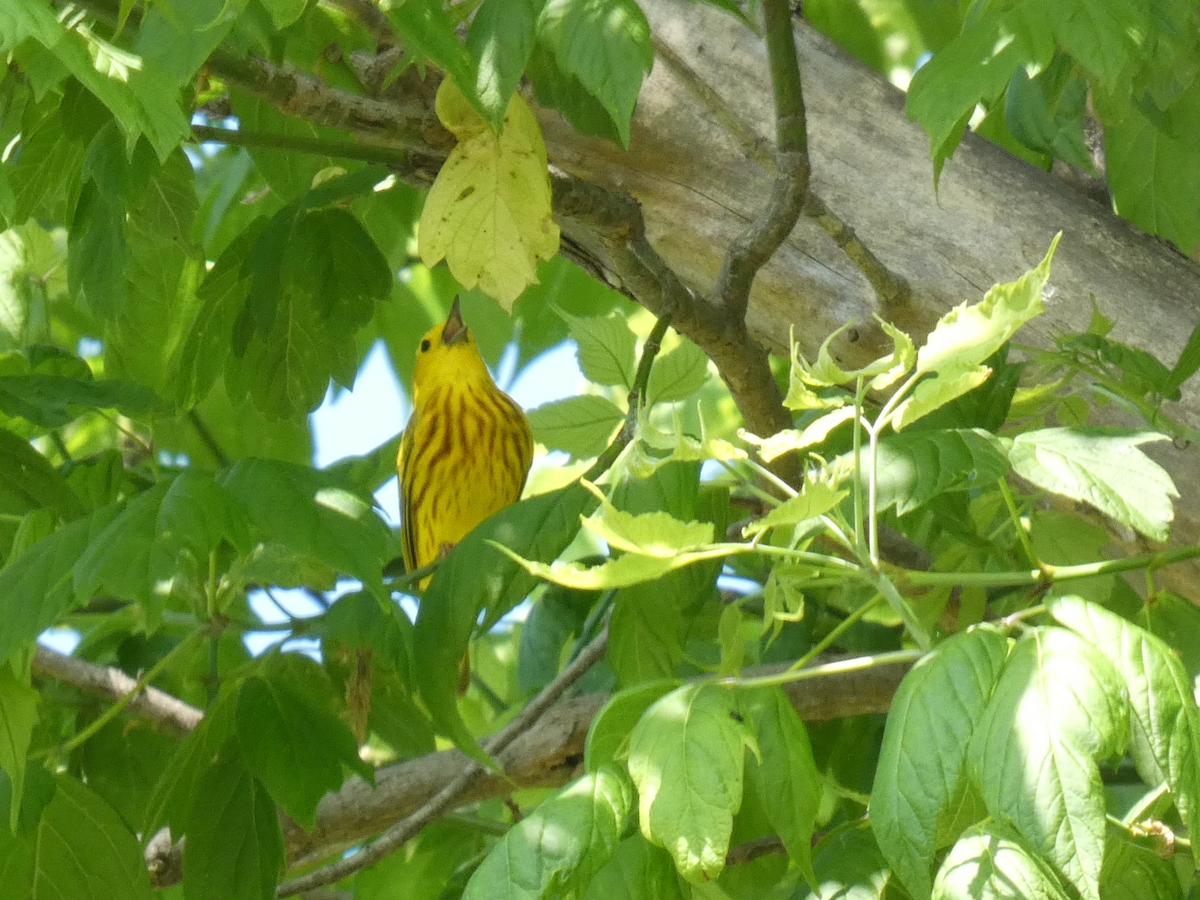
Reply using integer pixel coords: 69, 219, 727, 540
411, 297, 493, 401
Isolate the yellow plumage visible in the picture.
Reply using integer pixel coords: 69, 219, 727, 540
398, 297, 534, 587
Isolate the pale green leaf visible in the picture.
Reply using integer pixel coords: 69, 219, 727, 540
893, 363, 991, 430
528, 395, 623, 459
1049, 595, 1200, 837
608, 581, 686, 685
742, 480, 848, 537
462, 766, 633, 900
418, 81, 560, 309
915, 234, 1059, 377
871, 626, 1010, 900
968, 628, 1129, 900
468, 0, 540, 129
933, 824, 1072, 900
741, 407, 855, 462
1008, 427, 1178, 541
796, 822, 891, 900
627, 683, 753, 883
582, 489, 714, 557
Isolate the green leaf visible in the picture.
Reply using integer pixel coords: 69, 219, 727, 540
536, 0, 653, 148
968, 627, 1129, 900
1007, 427, 1178, 542
236, 655, 364, 830
6, 3, 190, 159
0, 428, 84, 521
76, 718, 177, 833
517, 585, 592, 693
1098, 832, 1184, 900
1142, 590, 1200, 679
0, 774, 152, 900
134, 0, 248, 84
0, 512, 106, 666
73, 482, 167, 603
415, 483, 592, 764
1164, 319, 1200, 397
0, 667, 37, 832
1106, 97, 1200, 253
608, 580, 686, 685
468, 0, 543, 129
583, 835, 684, 900
462, 765, 633, 900
418, 80, 560, 309
528, 395, 624, 458
870, 428, 1009, 516
0, 374, 163, 428
906, 9, 1047, 182
563, 310, 637, 388
585, 680, 680, 771
355, 820, 485, 900
282, 207, 392, 327
627, 683, 753, 883
152, 470, 254, 581
1004, 63, 1093, 170
525, 39, 624, 145
220, 459, 391, 589
871, 626, 1010, 900
143, 689, 238, 838
647, 338, 710, 405
932, 823, 1072, 900
1049, 595, 1200, 838
797, 821, 892, 900
67, 181, 126, 317
743, 687, 820, 889
381, 0, 481, 119
182, 746, 284, 900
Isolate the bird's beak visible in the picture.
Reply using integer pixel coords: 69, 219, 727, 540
442, 297, 468, 345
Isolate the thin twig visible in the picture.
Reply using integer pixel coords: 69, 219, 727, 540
276, 617, 613, 896
711, 0, 810, 321
584, 316, 672, 481
803, 194, 911, 309
187, 410, 230, 468
726, 835, 786, 866
32, 645, 204, 736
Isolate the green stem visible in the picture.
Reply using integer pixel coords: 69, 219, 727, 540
852, 377, 866, 560
873, 571, 932, 651
903, 544, 1200, 588
785, 592, 885, 673
998, 478, 1039, 568
745, 457, 798, 499
192, 124, 412, 167
725, 648, 923, 690
584, 316, 671, 482
49, 628, 202, 759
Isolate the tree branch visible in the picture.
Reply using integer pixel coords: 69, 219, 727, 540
125, 648, 910, 887
32, 646, 203, 736
276, 618, 614, 896
712, 0, 811, 323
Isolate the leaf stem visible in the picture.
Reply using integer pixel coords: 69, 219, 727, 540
46, 627, 203, 759
785, 592, 885, 673
724, 648, 923, 690
902, 544, 1200, 588
998, 477, 1039, 568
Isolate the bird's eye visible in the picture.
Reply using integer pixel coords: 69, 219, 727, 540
420, 339, 431, 352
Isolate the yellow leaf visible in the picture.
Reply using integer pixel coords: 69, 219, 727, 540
418, 79, 560, 310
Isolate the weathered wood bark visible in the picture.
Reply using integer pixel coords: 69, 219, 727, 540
540, 0, 1200, 594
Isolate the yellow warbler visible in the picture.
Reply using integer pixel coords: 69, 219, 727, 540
398, 297, 534, 588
